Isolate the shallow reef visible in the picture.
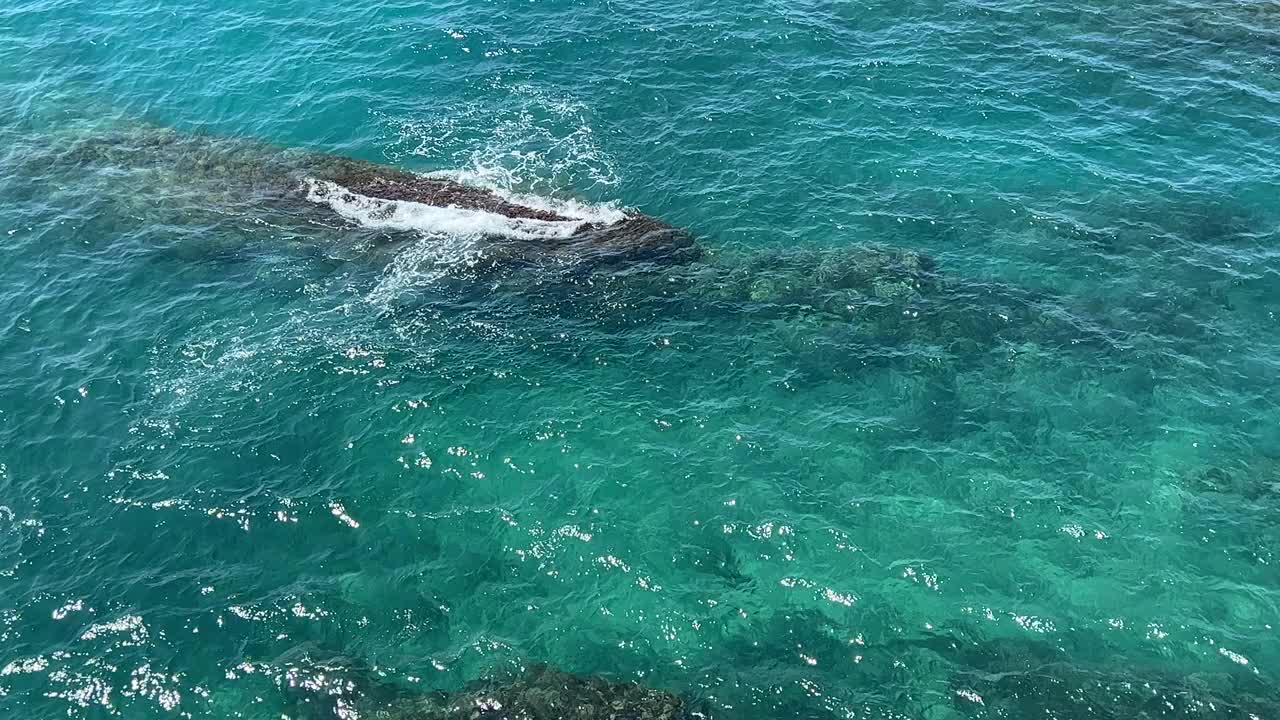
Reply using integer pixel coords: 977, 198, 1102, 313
359, 664, 697, 720
30, 121, 1126, 374
43, 122, 700, 270
879, 630, 1278, 720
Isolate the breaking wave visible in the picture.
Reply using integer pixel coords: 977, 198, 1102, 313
303, 178, 590, 241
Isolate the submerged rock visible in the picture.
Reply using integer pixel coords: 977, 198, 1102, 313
870, 631, 1279, 720
368, 664, 695, 720
708, 245, 938, 302
52, 124, 700, 270
39, 121, 1116, 364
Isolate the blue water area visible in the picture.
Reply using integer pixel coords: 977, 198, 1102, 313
1, 0, 1279, 717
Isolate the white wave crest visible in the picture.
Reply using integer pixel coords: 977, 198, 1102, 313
303, 178, 590, 241
426, 169, 628, 226
304, 174, 629, 308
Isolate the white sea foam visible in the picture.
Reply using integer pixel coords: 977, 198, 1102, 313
362, 82, 629, 304
425, 169, 627, 226
363, 234, 489, 308
303, 178, 590, 241
305, 174, 629, 307
377, 82, 621, 191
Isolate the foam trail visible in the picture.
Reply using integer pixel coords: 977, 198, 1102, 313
303, 179, 589, 241
363, 236, 489, 310
427, 169, 628, 226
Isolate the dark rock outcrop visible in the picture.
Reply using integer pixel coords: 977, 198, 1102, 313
314, 157, 573, 223
305, 155, 701, 268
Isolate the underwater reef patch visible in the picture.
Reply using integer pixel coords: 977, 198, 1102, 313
359, 664, 697, 720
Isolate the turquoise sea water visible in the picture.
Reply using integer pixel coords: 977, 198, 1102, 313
2, 0, 1279, 717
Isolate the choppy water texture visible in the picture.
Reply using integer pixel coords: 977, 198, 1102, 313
2, 0, 1279, 718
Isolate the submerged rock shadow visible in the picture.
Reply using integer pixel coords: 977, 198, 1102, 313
284, 661, 701, 720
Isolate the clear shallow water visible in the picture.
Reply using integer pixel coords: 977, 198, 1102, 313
1, 0, 1279, 718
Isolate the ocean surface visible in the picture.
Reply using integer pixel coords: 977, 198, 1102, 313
2, 0, 1279, 718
